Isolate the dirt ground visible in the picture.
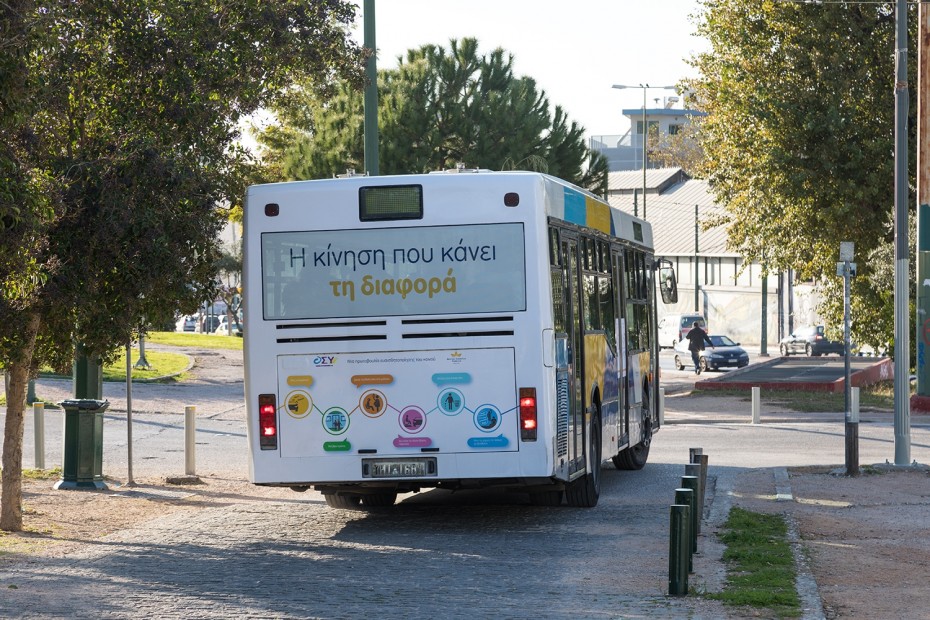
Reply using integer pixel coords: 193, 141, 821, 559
729, 464, 930, 619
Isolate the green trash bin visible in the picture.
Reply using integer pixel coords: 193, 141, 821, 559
54, 399, 109, 490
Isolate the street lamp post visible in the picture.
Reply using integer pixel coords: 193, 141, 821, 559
612, 84, 676, 219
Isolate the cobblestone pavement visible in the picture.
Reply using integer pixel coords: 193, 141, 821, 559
0, 465, 733, 619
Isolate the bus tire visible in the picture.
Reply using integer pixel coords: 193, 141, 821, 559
324, 493, 362, 509
565, 411, 601, 508
360, 491, 398, 508
613, 416, 652, 471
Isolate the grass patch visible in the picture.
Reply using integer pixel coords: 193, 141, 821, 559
708, 507, 801, 618
39, 349, 190, 383
693, 380, 900, 412
146, 331, 242, 350
22, 467, 61, 480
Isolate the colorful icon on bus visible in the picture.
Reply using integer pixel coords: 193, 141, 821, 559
474, 404, 502, 432
360, 389, 387, 418
323, 407, 349, 435
399, 406, 426, 434
437, 388, 464, 416
285, 390, 312, 418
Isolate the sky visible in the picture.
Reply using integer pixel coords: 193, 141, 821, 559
350, 0, 708, 139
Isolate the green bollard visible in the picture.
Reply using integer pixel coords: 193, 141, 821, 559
675, 487, 695, 573
681, 475, 700, 554
669, 504, 690, 596
685, 463, 703, 535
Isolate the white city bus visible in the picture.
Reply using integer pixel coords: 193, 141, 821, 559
244, 170, 678, 509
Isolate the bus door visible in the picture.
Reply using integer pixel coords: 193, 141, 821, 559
560, 235, 586, 476
612, 249, 630, 447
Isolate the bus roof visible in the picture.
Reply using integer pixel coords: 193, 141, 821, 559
247, 170, 653, 248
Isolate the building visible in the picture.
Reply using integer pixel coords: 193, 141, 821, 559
589, 98, 704, 172
605, 168, 818, 348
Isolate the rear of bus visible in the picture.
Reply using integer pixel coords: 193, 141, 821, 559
243, 172, 556, 507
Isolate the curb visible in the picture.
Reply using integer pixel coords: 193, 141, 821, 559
773, 467, 826, 620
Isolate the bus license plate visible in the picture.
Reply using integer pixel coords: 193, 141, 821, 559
363, 458, 436, 478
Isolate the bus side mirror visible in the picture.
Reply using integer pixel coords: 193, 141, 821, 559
658, 260, 678, 304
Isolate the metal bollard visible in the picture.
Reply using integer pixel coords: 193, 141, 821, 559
185, 405, 196, 476
685, 463, 703, 535
695, 454, 709, 521
681, 475, 700, 554
33, 402, 45, 470
751, 386, 761, 424
674, 487, 695, 572
668, 504, 690, 596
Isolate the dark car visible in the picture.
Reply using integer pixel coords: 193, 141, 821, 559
673, 335, 750, 372
779, 325, 845, 357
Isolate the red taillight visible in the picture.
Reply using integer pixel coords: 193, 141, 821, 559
258, 393, 278, 450
519, 387, 537, 441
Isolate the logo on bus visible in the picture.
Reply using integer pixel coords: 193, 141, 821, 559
313, 356, 336, 367
446, 351, 465, 364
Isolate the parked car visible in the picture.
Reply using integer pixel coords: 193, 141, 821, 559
779, 325, 845, 357
211, 315, 243, 335
176, 316, 197, 332
658, 313, 706, 349
674, 335, 749, 372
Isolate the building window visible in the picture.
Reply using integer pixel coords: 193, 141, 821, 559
636, 120, 660, 135
669, 124, 681, 136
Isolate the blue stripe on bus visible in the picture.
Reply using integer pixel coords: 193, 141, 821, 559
564, 188, 586, 226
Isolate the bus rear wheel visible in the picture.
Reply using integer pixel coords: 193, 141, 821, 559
324, 493, 361, 509
566, 412, 601, 508
360, 491, 398, 508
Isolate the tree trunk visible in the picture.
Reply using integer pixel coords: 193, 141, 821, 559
1, 311, 40, 532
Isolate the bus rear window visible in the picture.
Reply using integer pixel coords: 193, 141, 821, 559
261, 223, 526, 320
359, 185, 423, 221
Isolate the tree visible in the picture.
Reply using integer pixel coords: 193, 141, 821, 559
0, 0, 367, 532
257, 37, 608, 194
686, 0, 915, 351
649, 121, 705, 177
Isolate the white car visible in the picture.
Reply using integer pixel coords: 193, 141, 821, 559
673, 335, 750, 372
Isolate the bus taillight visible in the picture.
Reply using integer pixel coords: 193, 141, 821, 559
258, 394, 278, 450
519, 387, 537, 441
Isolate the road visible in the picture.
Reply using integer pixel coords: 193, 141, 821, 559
3, 347, 928, 618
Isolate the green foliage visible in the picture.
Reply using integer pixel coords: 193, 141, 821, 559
709, 507, 801, 617
0, 0, 366, 370
258, 37, 608, 194
687, 0, 913, 352
0, 0, 366, 531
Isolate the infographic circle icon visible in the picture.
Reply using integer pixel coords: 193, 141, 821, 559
474, 404, 502, 432
285, 390, 312, 419
323, 407, 350, 435
360, 389, 387, 418
437, 388, 464, 416
399, 406, 426, 434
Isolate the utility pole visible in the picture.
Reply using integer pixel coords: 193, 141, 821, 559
760, 251, 768, 357
694, 204, 699, 312
893, 0, 911, 465
839, 242, 858, 476
363, 0, 379, 176
915, 1, 930, 414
